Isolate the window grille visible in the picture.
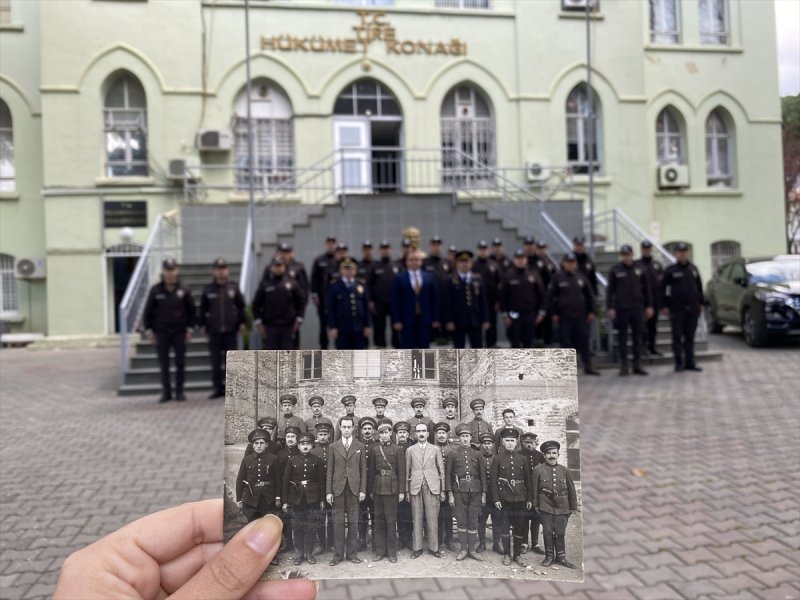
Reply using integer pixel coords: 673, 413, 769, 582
566, 84, 601, 174
0, 99, 13, 192
333, 80, 401, 118
440, 86, 495, 187
699, 0, 729, 44
656, 107, 684, 164
710, 240, 740, 270
435, 0, 490, 8
650, 0, 680, 43
0, 253, 18, 314
705, 108, 734, 187
104, 74, 148, 177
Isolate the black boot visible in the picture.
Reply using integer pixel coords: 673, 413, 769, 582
542, 554, 554, 567
619, 363, 630, 376
632, 363, 648, 375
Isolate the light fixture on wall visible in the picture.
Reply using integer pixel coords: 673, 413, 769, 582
120, 227, 133, 243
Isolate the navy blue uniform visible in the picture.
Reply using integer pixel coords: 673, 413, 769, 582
199, 279, 245, 395
368, 258, 401, 348
310, 251, 337, 349
661, 261, 704, 369
606, 262, 652, 367
252, 274, 305, 350
546, 269, 595, 368
443, 273, 489, 349
326, 278, 371, 350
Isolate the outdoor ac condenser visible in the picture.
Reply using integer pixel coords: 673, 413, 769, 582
14, 257, 47, 279
196, 129, 232, 152
657, 164, 689, 189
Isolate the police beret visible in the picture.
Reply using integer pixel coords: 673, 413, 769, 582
523, 235, 536, 244
469, 398, 485, 410
492, 237, 503, 246
297, 432, 315, 444
257, 416, 277, 427
363, 240, 373, 248
341, 395, 357, 405
513, 248, 525, 258
380, 239, 391, 248
573, 236, 586, 245
372, 397, 388, 408
477, 240, 488, 249
285, 426, 301, 436
563, 252, 577, 262
308, 395, 324, 407
675, 242, 689, 252
441, 397, 458, 409
212, 257, 228, 268
540, 440, 560, 453
456, 250, 474, 261
250, 429, 269, 442
393, 422, 411, 433
521, 432, 537, 442
641, 240, 653, 249
455, 423, 472, 436
499, 427, 520, 439
402, 238, 412, 247
619, 244, 634, 255
326, 235, 337, 242
434, 421, 450, 433
411, 397, 427, 408
340, 258, 357, 268
430, 235, 443, 243
162, 258, 178, 270
280, 394, 298, 406
479, 433, 494, 443
315, 422, 333, 431
536, 240, 548, 248
278, 243, 292, 252
377, 422, 393, 433
359, 416, 377, 430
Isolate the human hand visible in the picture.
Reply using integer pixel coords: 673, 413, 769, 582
329, 328, 338, 340
526, 502, 532, 510
481, 322, 490, 331
481, 492, 486, 507
200, 326, 206, 336
645, 307, 654, 319
257, 323, 266, 338
587, 313, 595, 323
185, 329, 193, 342
431, 321, 440, 329
494, 501, 502, 510
439, 492, 446, 502
240, 324, 247, 335
445, 322, 455, 332
606, 308, 616, 321
282, 503, 289, 513
274, 499, 281, 509
661, 307, 669, 317
392, 323, 402, 332
369, 301, 377, 315
53, 499, 317, 600
148, 332, 156, 345
535, 314, 544, 326
551, 315, 559, 325
448, 493, 455, 507
363, 327, 372, 338
326, 494, 334, 505
503, 316, 512, 328
399, 493, 405, 502
358, 492, 366, 502
292, 322, 300, 333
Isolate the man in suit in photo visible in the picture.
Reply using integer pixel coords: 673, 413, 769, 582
391, 250, 440, 349
406, 422, 446, 559
326, 416, 367, 565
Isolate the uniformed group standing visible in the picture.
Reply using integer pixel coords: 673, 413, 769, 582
234, 394, 580, 569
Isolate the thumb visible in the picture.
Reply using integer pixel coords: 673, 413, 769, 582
171, 514, 282, 600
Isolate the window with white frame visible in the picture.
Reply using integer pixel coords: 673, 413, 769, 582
300, 350, 322, 380
436, 0, 490, 8
705, 108, 734, 187
411, 349, 436, 380
656, 106, 685, 164
104, 73, 148, 177
440, 85, 495, 187
234, 80, 295, 192
354, 350, 381, 378
699, 0, 728, 44
650, 0, 680, 43
0, 253, 18, 315
710, 240, 741, 270
333, 80, 401, 117
566, 83, 601, 174
0, 99, 14, 192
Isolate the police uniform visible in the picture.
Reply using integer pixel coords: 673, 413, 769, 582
660, 246, 704, 371
277, 243, 310, 350
532, 440, 578, 568
368, 422, 406, 562
447, 424, 488, 560
142, 260, 196, 402
476, 433, 502, 553
441, 398, 460, 443
435, 422, 457, 550
199, 258, 246, 398
493, 425, 524, 452
472, 242, 502, 348
406, 398, 436, 441
236, 430, 280, 523
304, 395, 334, 432
491, 428, 533, 565
532, 242, 558, 344
326, 259, 371, 350
311, 422, 334, 553
635, 241, 665, 355
518, 433, 546, 555
310, 239, 338, 349
276, 426, 302, 552
371, 398, 393, 436
244, 419, 281, 458
367, 243, 401, 348
490, 238, 514, 275
252, 260, 305, 350
393, 421, 414, 549
466, 398, 494, 447
445, 251, 489, 349
282, 433, 326, 565
572, 237, 599, 297
358, 416, 378, 551
606, 245, 653, 374
276, 395, 308, 444
500, 253, 545, 348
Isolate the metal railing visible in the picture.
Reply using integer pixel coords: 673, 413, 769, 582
118, 214, 181, 384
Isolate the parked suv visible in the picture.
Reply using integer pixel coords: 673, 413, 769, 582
706, 255, 800, 346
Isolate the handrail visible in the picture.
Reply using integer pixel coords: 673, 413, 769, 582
239, 220, 256, 302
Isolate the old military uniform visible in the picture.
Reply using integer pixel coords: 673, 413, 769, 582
327, 259, 371, 350
435, 422, 457, 550
445, 252, 489, 349
466, 398, 494, 448
310, 241, 337, 349
282, 433, 326, 565
477, 433, 502, 553
311, 422, 334, 553
490, 428, 533, 565
394, 421, 414, 549
244, 420, 281, 458
441, 397, 460, 444
335, 395, 359, 441
276, 395, 307, 446
447, 424, 488, 560
518, 433, 546, 555
660, 246, 704, 371
406, 398, 436, 442
304, 395, 334, 432
532, 440, 578, 568
236, 430, 280, 523
358, 417, 378, 551
276, 426, 302, 552
368, 422, 406, 562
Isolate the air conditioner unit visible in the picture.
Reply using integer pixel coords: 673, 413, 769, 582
562, 0, 592, 10
526, 162, 548, 182
196, 129, 232, 152
168, 159, 187, 181
658, 164, 689, 189
14, 257, 46, 279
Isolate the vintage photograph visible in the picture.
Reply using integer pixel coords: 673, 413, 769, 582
223, 348, 583, 583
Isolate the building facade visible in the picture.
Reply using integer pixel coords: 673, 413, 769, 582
0, 0, 785, 337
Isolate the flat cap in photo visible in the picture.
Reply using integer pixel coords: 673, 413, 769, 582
308, 395, 324, 407
249, 429, 269, 443
377, 421, 393, 433
298, 432, 316, 444
619, 244, 634, 255
372, 397, 388, 407
162, 258, 178, 270
362, 240, 373, 248
393, 421, 411, 433
212, 257, 228, 268
540, 440, 561, 453
455, 423, 472, 436
563, 252, 577, 262
523, 235, 536, 244
341, 395, 357, 406
573, 236, 586, 245
411, 397, 427, 408
278, 242, 292, 252
675, 242, 690, 251
280, 394, 298, 406
499, 427, 520, 439
513, 248, 525, 258
257, 416, 277, 428
456, 250, 474, 261
434, 421, 450, 433
315, 422, 333, 432
430, 235, 443, 243
477, 240, 488, 249
479, 433, 494, 443
521, 432, 538, 442
641, 240, 653, 249
380, 239, 391, 248
441, 397, 458, 408
492, 237, 503, 246
285, 425, 301, 436
469, 398, 485, 410
247, 428, 261, 443
340, 258, 357, 269
359, 416, 377, 430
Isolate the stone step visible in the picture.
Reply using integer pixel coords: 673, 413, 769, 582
122, 364, 216, 386
129, 351, 212, 369
591, 348, 723, 369
117, 380, 216, 397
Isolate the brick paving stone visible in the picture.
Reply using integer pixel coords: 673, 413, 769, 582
714, 557, 764, 577
0, 586, 31, 600
746, 553, 796, 571
346, 579, 395, 600
671, 563, 721, 581
631, 583, 685, 600
747, 540, 796, 555
710, 574, 767, 595
634, 566, 680, 586
637, 551, 684, 569
593, 571, 645, 591
668, 579, 728, 598
674, 547, 721, 565
583, 589, 641, 600
711, 591, 762, 600
753, 584, 800, 600
709, 543, 752, 561
596, 555, 646, 574
749, 568, 800, 588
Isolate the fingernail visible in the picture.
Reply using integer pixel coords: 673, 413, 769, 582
245, 514, 282, 555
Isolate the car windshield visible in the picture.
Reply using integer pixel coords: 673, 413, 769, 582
746, 258, 800, 285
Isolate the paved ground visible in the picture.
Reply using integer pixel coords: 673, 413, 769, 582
1, 332, 799, 600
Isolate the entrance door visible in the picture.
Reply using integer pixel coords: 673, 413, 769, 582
334, 118, 371, 194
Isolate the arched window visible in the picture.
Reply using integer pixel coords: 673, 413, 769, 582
333, 80, 401, 117
0, 253, 18, 315
656, 106, 685, 164
566, 83, 601, 174
233, 80, 294, 191
0, 98, 14, 192
440, 85, 495, 187
710, 240, 740, 270
705, 108, 734, 187
104, 73, 148, 177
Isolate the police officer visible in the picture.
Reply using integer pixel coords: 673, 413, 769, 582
310, 235, 338, 349
434, 422, 457, 551
142, 258, 196, 403
393, 421, 414, 550
277, 395, 307, 446
447, 244, 458, 265
493, 409, 524, 451
447, 423, 488, 561
444, 250, 489, 349
367, 240, 400, 348
490, 428, 533, 567
660, 242, 704, 372
199, 258, 246, 399
396, 237, 412, 271
534, 241, 558, 345
236, 429, 280, 523
282, 432, 325, 566
277, 425, 301, 553
252, 257, 305, 351
368, 421, 406, 563
357, 240, 374, 283
327, 258, 371, 350
371, 397, 391, 428
311, 422, 334, 554
406, 397, 436, 438
358, 416, 378, 552
472, 241, 502, 348
304, 395, 333, 432
572, 236, 599, 297
490, 237, 513, 274
636, 240, 665, 356
244, 416, 281, 457
422, 235, 453, 281
518, 432, 546, 556
476, 432, 501, 554
466, 398, 494, 445
441, 397, 460, 443
523, 235, 538, 269
606, 244, 653, 376
547, 253, 600, 375
277, 243, 309, 349
500, 249, 546, 348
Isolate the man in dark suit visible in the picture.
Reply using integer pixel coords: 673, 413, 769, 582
327, 258, 371, 350
368, 421, 406, 563
391, 250, 440, 349
326, 416, 367, 565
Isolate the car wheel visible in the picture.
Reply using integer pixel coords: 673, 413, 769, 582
742, 307, 769, 347
708, 302, 724, 334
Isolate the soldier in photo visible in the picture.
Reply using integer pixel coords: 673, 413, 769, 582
393, 421, 414, 550
326, 416, 367, 566
434, 422, 457, 551
606, 244, 654, 376
547, 253, 600, 375
368, 421, 406, 563
252, 257, 305, 351
466, 398, 494, 446
391, 250, 440, 349
572, 236, 599, 297
335, 395, 358, 441
281, 432, 325, 566
472, 241, 502, 348
327, 258, 371, 350
357, 240, 374, 283
518, 432, 546, 556
236, 430, 280, 523
636, 240, 665, 356
447, 423, 488, 561
311, 422, 334, 555
277, 425, 301, 554
367, 240, 400, 348
493, 409, 524, 451
490, 428, 533, 567
142, 258, 195, 403
661, 242, 704, 372
304, 395, 333, 432
441, 397, 460, 443
371, 397, 391, 429
310, 235, 338, 349
406, 423, 446, 559
500, 249, 546, 349
277, 395, 307, 446
444, 250, 489, 349
244, 416, 280, 457
477, 433, 502, 554
198, 257, 246, 400
532, 440, 578, 569
358, 416, 378, 552
490, 237, 513, 274
406, 397, 436, 438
